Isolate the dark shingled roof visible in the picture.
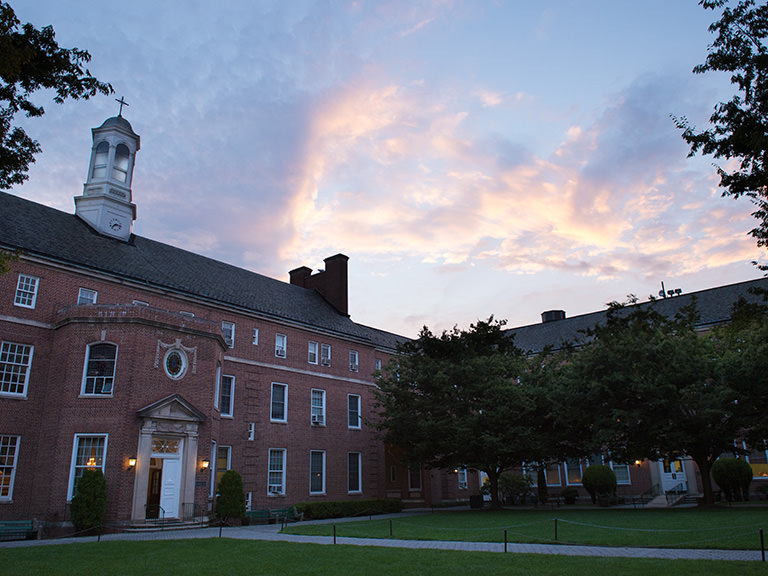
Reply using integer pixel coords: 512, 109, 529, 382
0, 191, 403, 350
508, 277, 768, 354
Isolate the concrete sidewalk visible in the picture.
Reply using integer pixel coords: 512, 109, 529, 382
1, 521, 764, 561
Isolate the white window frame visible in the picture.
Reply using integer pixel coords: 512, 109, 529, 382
14, 274, 39, 309
252, 328, 259, 346
348, 394, 361, 429
214, 362, 221, 409
77, 287, 98, 305
248, 422, 256, 441
220, 375, 235, 417
270, 383, 287, 422
348, 452, 362, 493
457, 467, 468, 490
222, 321, 235, 348
311, 389, 326, 426
268, 448, 286, 495
349, 350, 359, 372
565, 457, 583, 486
545, 463, 561, 486
610, 461, 632, 485
375, 358, 382, 371
0, 435, 20, 501
81, 342, 117, 396
320, 344, 331, 367
308, 341, 318, 365
0, 341, 34, 397
275, 334, 287, 358
68, 434, 108, 500
210, 440, 217, 498
310, 450, 326, 494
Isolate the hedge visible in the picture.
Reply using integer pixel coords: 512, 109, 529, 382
295, 498, 402, 520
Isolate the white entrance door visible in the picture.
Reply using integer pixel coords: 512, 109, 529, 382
659, 458, 687, 493
160, 457, 182, 518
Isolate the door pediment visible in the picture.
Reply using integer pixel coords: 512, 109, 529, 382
137, 393, 206, 423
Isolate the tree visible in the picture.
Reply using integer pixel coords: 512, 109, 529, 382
674, 0, 768, 254
215, 470, 246, 522
69, 468, 107, 533
0, 2, 112, 189
374, 318, 538, 509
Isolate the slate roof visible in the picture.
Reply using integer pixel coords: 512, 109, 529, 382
0, 191, 403, 350
508, 276, 768, 354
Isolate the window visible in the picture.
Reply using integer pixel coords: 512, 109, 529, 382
565, 458, 583, 485
248, 422, 255, 441
349, 350, 359, 372
14, 274, 38, 308
545, 463, 561, 486
409, 466, 422, 491
348, 394, 361, 429
77, 288, 97, 305
320, 344, 331, 367
82, 343, 117, 395
112, 143, 130, 182
222, 321, 235, 348
133, 299, 149, 306
215, 445, 231, 489
214, 362, 221, 409
0, 435, 19, 501
0, 341, 33, 397
610, 461, 631, 485
69, 434, 107, 499
308, 341, 318, 364
275, 334, 287, 358
252, 328, 259, 345
271, 383, 287, 422
91, 141, 108, 178
310, 451, 325, 494
457, 467, 468, 490
268, 448, 286, 495
311, 389, 325, 426
375, 358, 382, 371
348, 452, 362, 493
220, 375, 234, 417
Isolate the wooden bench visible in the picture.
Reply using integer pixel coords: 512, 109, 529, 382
269, 507, 303, 524
0, 520, 37, 541
244, 509, 271, 524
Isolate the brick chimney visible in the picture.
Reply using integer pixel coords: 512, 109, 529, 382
289, 254, 349, 316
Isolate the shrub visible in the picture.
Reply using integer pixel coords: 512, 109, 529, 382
560, 486, 579, 505
70, 469, 106, 533
498, 472, 534, 505
712, 458, 753, 502
581, 465, 616, 505
295, 498, 402, 520
216, 470, 246, 520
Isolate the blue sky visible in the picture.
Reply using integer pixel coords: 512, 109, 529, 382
11, 1, 765, 337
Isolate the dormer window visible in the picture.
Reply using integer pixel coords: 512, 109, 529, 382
112, 144, 130, 183
91, 142, 109, 179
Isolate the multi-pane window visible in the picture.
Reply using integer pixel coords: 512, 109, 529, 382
545, 463, 561, 486
320, 344, 331, 366
0, 435, 19, 500
310, 451, 325, 494
348, 452, 362, 493
112, 143, 130, 182
271, 383, 287, 422
69, 434, 107, 499
0, 341, 33, 396
348, 394, 361, 429
222, 321, 235, 348
215, 445, 231, 490
457, 467, 468, 490
375, 358, 382, 371
611, 461, 631, 485
311, 389, 325, 426
409, 466, 422, 491
14, 274, 38, 308
565, 457, 583, 485
308, 341, 318, 364
220, 375, 234, 417
248, 422, 256, 441
252, 328, 259, 345
275, 334, 287, 358
77, 288, 98, 305
91, 141, 108, 178
349, 350, 359, 372
82, 343, 117, 395
268, 448, 286, 494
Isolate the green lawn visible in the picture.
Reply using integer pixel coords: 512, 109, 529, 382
283, 507, 768, 549
1, 539, 765, 576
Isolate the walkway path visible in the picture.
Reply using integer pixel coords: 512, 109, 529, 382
0, 521, 763, 561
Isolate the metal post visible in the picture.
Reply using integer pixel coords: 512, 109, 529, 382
760, 528, 765, 562
504, 529, 508, 553
333, 524, 337, 545
554, 518, 558, 541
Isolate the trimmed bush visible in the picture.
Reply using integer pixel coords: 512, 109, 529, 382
581, 465, 616, 505
560, 486, 579, 505
498, 472, 533, 505
216, 470, 246, 520
70, 469, 107, 533
295, 498, 402, 520
712, 458, 752, 502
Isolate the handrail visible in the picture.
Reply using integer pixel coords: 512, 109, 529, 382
144, 504, 165, 527
665, 482, 687, 506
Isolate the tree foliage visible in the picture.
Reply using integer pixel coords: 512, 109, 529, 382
581, 465, 617, 504
374, 317, 537, 509
69, 468, 106, 532
674, 0, 768, 254
711, 457, 753, 501
0, 2, 112, 189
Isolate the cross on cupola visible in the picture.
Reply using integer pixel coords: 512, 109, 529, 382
115, 96, 129, 117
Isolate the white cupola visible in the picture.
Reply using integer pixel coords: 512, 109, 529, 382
75, 107, 140, 241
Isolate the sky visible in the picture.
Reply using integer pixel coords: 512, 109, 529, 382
9, 0, 766, 338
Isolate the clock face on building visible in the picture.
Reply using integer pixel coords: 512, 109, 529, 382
108, 217, 123, 231
164, 349, 187, 380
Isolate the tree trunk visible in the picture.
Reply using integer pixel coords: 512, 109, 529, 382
693, 455, 716, 506
485, 469, 502, 509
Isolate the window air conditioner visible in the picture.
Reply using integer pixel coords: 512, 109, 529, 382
311, 415, 324, 425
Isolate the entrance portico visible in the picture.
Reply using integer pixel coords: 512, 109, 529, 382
131, 394, 206, 522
